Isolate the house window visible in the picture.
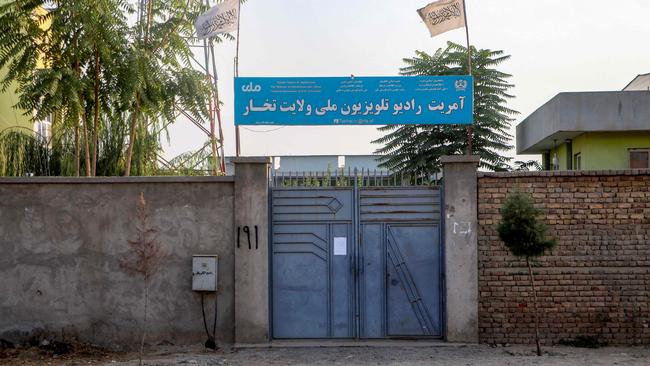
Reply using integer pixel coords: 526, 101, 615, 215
574, 153, 581, 170
35, 114, 52, 142
629, 149, 650, 169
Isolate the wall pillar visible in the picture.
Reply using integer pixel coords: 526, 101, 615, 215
232, 157, 271, 344
441, 155, 480, 343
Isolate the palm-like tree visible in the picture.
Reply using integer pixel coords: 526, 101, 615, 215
0, 0, 233, 177
374, 42, 517, 176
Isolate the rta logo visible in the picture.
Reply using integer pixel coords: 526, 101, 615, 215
455, 79, 468, 91
241, 82, 261, 92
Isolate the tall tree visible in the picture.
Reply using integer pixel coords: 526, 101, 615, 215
374, 42, 517, 176
0, 0, 219, 177
120, 0, 213, 176
497, 192, 556, 356
0, 0, 132, 176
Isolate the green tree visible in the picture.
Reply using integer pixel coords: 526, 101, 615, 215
119, 0, 212, 176
374, 42, 517, 176
497, 192, 556, 356
0, 1, 228, 177
0, 0, 130, 176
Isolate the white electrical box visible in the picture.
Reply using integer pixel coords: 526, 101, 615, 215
192, 255, 218, 292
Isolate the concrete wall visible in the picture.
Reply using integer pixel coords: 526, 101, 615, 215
0, 177, 238, 349
441, 155, 480, 343
478, 170, 650, 345
233, 157, 271, 344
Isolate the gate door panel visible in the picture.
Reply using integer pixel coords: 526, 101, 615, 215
386, 225, 441, 336
359, 188, 442, 338
271, 189, 354, 338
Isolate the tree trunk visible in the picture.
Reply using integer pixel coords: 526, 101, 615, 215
139, 274, 148, 366
74, 124, 80, 177
526, 256, 542, 356
91, 46, 101, 176
74, 57, 91, 177
125, 0, 152, 178
80, 110, 92, 177
123, 97, 140, 177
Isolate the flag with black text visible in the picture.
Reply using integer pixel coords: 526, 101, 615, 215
417, 0, 466, 38
195, 0, 239, 39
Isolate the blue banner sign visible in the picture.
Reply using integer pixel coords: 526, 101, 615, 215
234, 76, 473, 126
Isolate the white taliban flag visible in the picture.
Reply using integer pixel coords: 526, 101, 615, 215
195, 0, 239, 39
417, 0, 466, 38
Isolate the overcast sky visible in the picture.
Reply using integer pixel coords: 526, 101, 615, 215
164, 0, 650, 162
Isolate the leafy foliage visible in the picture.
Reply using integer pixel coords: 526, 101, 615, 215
493, 159, 543, 172
160, 140, 221, 176
497, 192, 556, 258
0, 0, 239, 176
374, 42, 517, 175
513, 160, 542, 172
0, 128, 50, 176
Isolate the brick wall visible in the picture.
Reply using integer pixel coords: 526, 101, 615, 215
478, 170, 650, 345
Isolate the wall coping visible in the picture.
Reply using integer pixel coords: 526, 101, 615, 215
231, 156, 272, 164
478, 169, 650, 178
0, 176, 235, 184
440, 155, 481, 164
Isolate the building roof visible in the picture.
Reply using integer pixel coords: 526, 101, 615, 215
516, 91, 650, 154
623, 73, 650, 91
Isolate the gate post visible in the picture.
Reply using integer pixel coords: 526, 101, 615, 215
441, 155, 480, 343
232, 157, 272, 344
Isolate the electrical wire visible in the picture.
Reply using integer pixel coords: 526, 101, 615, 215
200, 293, 211, 340
212, 295, 218, 341
200, 293, 218, 350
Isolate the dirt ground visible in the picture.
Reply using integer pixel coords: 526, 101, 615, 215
5, 343, 649, 366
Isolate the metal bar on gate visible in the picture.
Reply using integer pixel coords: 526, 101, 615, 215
349, 166, 352, 187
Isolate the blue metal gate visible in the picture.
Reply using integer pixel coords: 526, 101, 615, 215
271, 175, 442, 339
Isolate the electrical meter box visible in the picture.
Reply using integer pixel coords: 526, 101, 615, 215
192, 255, 218, 292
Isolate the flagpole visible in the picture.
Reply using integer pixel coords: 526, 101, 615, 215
462, 0, 473, 156
234, 0, 242, 156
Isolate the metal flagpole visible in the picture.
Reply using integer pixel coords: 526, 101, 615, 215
234, 0, 242, 156
462, 0, 473, 155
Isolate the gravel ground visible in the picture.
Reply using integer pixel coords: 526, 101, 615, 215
105, 344, 650, 366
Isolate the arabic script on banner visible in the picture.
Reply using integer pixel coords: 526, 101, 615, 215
235, 76, 473, 126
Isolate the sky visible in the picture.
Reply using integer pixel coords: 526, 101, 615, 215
164, 0, 650, 162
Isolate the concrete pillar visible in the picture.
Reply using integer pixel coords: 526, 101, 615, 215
441, 155, 480, 343
232, 157, 271, 344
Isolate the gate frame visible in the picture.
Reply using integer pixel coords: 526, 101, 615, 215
268, 172, 444, 340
